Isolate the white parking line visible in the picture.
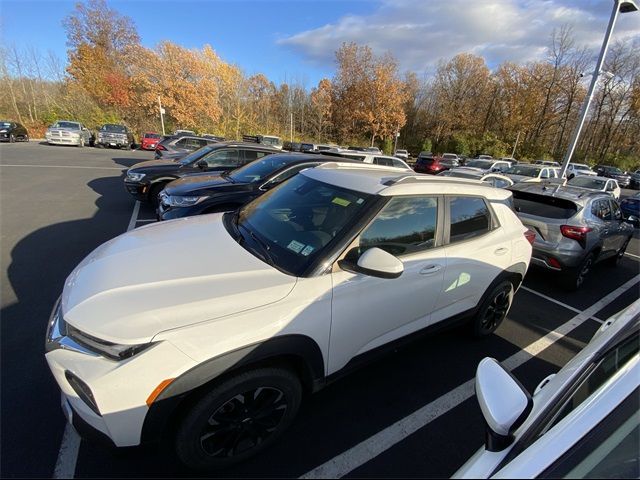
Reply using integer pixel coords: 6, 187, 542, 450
301, 275, 639, 479
53, 199, 143, 478
520, 286, 604, 323
0, 164, 123, 170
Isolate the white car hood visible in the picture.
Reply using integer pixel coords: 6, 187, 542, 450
61, 214, 296, 344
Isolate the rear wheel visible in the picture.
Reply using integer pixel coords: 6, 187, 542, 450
472, 280, 514, 337
175, 367, 302, 470
9, 134, 15, 143
562, 252, 594, 291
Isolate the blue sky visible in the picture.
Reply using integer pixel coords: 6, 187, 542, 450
2, 0, 639, 87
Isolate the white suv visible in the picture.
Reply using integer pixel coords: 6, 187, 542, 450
45, 163, 532, 470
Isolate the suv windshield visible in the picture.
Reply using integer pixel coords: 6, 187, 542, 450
100, 124, 127, 133
229, 155, 300, 183
233, 174, 372, 276
568, 177, 608, 189
505, 165, 541, 177
52, 121, 80, 130
177, 145, 216, 164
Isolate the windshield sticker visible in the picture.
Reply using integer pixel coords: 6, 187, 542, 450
332, 197, 351, 207
287, 240, 305, 253
301, 245, 315, 256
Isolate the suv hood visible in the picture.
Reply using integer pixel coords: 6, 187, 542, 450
128, 160, 180, 172
60, 215, 296, 344
165, 174, 251, 196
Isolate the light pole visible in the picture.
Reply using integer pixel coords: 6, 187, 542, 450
559, 0, 638, 179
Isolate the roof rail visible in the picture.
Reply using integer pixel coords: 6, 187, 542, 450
314, 162, 408, 172
382, 175, 484, 186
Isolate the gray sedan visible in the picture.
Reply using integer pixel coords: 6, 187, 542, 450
154, 135, 219, 160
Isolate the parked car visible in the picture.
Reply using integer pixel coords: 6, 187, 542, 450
140, 132, 161, 151
0, 120, 29, 142
620, 192, 640, 225
95, 124, 135, 149
629, 169, 640, 189
348, 146, 382, 154
477, 154, 493, 160
243, 134, 283, 150
202, 134, 225, 142
173, 129, 196, 137
413, 155, 459, 174
464, 159, 512, 174
498, 157, 517, 166
567, 175, 621, 200
438, 169, 514, 188
508, 183, 634, 290
46, 163, 532, 470
328, 150, 412, 170
125, 142, 279, 204
566, 162, 597, 179
155, 135, 219, 160
45, 120, 93, 147
593, 165, 631, 188
283, 141, 302, 152
454, 299, 640, 479
534, 160, 561, 167
442, 153, 460, 163
503, 164, 562, 184
124, 142, 280, 204
394, 149, 409, 161
157, 152, 359, 221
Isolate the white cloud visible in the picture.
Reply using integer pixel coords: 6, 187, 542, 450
278, 0, 640, 75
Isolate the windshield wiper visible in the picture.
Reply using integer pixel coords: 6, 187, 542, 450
237, 221, 275, 266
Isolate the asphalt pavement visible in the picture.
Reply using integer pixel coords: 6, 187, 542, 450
1, 142, 638, 478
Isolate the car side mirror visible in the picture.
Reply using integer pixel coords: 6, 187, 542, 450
196, 160, 208, 169
624, 215, 639, 227
476, 358, 533, 452
339, 247, 403, 279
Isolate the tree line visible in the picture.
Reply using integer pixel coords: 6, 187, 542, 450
1, 0, 638, 168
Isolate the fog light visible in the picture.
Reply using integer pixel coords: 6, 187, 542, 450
65, 370, 101, 416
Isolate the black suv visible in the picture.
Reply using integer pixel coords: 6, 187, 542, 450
124, 142, 280, 203
95, 124, 135, 149
0, 121, 29, 142
157, 152, 355, 220
593, 165, 631, 188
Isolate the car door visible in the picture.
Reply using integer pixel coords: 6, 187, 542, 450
590, 198, 617, 255
607, 200, 628, 252
328, 195, 445, 374
200, 148, 240, 172
432, 196, 513, 324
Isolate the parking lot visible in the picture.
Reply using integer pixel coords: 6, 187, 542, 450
1, 142, 638, 478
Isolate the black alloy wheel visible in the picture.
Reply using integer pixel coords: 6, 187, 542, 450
176, 367, 302, 470
563, 252, 594, 291
473, 280, 514, 337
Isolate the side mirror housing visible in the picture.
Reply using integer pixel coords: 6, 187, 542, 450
476, 358, 533, 452
339, 247, 403, 279
196, 160, 208, 169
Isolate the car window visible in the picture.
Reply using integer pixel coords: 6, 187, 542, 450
448, 197, 492, 243
267, 163, 319, 187
350, 196, 439, 258
606, 181, 615, 192
610, 201, 623, 221
373, 156, 394, 167
244, 150, 271, 162
540, 335, 639, 437
392, 159, 407, 169
175, 138, 187, 147
592, 199, 612, 221
539, 388, 639, 479
202, 149, 239, 168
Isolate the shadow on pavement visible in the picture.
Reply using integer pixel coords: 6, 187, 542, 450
1, 175, 133, 477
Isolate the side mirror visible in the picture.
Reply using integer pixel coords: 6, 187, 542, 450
196, 160, 208, 169
340, 247, 403, 279
624, 215, 639, 227
476, 358, 533, 452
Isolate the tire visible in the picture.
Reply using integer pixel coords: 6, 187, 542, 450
9, 134, 15, 143
175, 367, 302, 471
605, 238, 630, 267
562, 252, 595, 291
472, 280, 514, 337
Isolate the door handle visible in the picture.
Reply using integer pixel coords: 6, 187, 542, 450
419, 264, 442, 275
494, 248, 509, 256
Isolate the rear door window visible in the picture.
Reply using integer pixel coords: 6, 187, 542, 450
592, 199, 612, 221
203, 149, 240, 168
243, 150, 271, 163
448, 196, 492, 243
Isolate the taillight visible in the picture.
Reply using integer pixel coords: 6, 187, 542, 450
560, 225, 591, 248
524, 229, 536, 245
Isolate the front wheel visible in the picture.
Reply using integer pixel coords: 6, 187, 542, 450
175, 367, 302, 470
472, 280, 514, 337
78, 137, 85, 148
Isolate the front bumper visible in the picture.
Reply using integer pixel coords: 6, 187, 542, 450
123, 180, 151, 201
47, 137, 79, 145
45, 299, 197, 447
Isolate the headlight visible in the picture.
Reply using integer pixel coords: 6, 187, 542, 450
66, 323, 156, 361
0, 129, 7, 133
165, 195, 208, 207
127, 172, 145, 182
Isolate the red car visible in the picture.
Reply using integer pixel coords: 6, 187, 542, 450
413, 154, 460, 174
140, 132, 161, 150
